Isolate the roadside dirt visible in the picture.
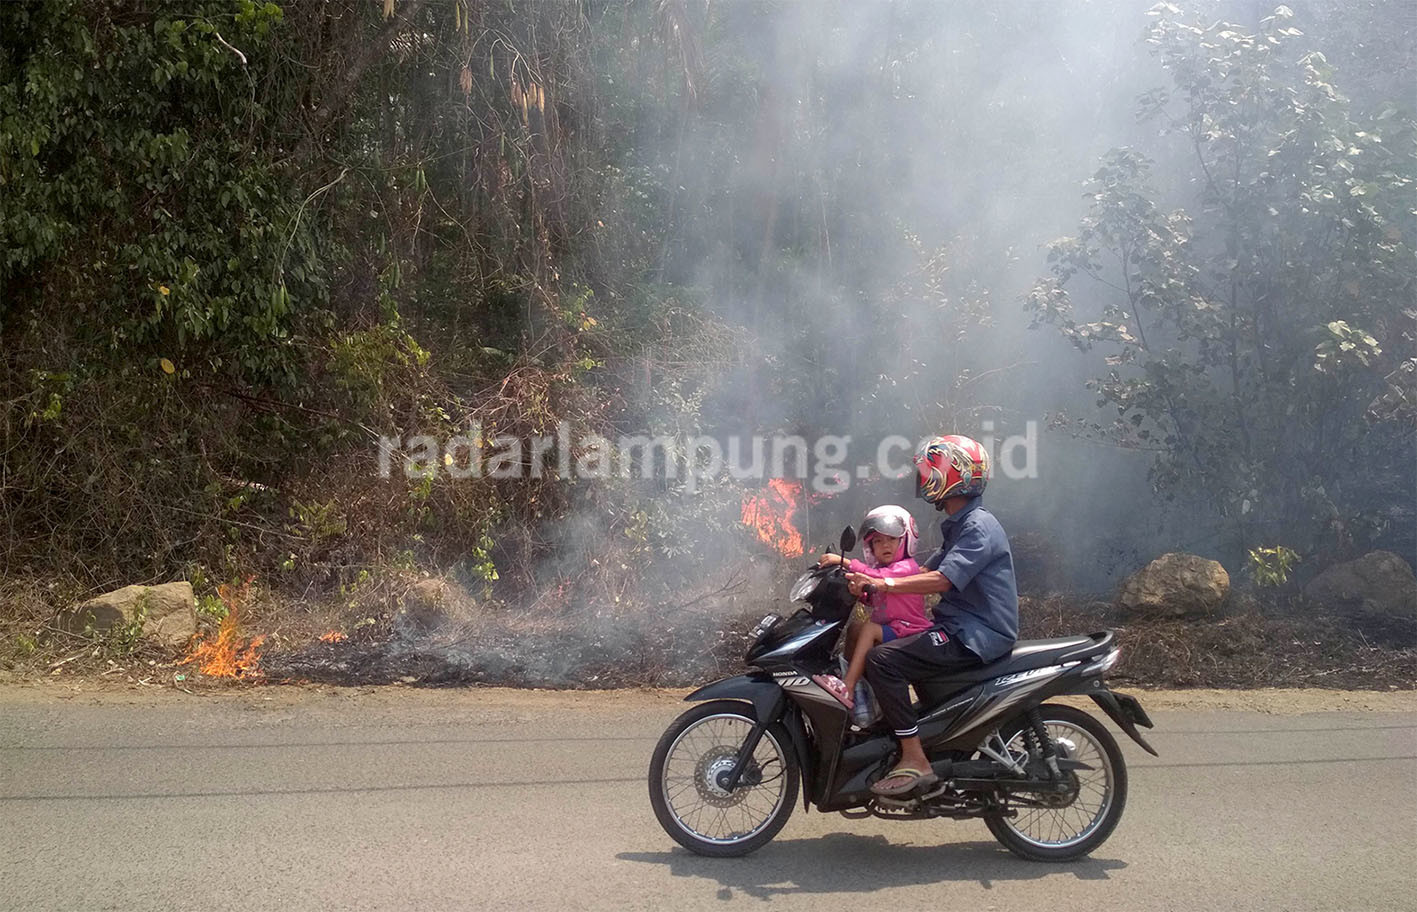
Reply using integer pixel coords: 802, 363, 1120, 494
2, 677, 1415, 714
6, 593, 1414, 693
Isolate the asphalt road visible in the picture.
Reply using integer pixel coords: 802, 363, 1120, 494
1, 686, 1414, 912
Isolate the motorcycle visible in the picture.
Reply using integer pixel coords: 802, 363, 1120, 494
648, 526, 1157, 862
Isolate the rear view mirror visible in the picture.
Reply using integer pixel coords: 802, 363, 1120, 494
839, 525, 857, 555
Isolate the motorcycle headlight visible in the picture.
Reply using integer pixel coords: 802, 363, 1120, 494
789, 567, 827, 603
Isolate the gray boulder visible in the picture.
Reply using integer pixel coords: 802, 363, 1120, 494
58, 582, 197, 646
1117, 553, 1230, 618
397, 577, 476, 633
1304, 551, 1417, 622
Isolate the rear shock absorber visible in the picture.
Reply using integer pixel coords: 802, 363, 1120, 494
1027, 708, 1061, 779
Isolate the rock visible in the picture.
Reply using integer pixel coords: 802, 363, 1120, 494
397, 577, 472, 631
1117, 553, 1230, 618
58, 582, 197, 646
409, 577, 449, 606
1304, 551, 1417, 622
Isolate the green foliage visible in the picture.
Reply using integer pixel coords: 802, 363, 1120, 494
102, 596, 149, 656
455, 533, 500, 595
196, 593, 228, 623
0, 0, 327, 381
1247, 545, 1300, 587
1315, 321, 1383, 372
327, 324, 429, 414
289, 500, 348, 545
5, 0, 1405, 612
1030, 5, 1417, 556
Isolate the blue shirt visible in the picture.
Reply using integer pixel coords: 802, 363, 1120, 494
920, 497, 1019, 662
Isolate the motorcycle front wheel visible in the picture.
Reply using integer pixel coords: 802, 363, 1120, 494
648, 699, 799, 857
983, 703, 1128, 862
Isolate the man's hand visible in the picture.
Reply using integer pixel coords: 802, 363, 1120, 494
817, 553, 845, 568
852, 570, 952, 596
846, 572, 876, 598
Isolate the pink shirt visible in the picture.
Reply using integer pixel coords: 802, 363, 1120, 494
848, 557, 932, 638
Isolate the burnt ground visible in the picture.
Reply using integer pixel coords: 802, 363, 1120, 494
1018, 596, 1417, 691
254, 595, 1417, 691
5, 593, 1415, 692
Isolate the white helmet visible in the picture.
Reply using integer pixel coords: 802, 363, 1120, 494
858, 505, 918, 568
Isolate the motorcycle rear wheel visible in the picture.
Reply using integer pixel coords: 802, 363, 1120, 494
983, 703, 1128, 862
648, 699, 799, 857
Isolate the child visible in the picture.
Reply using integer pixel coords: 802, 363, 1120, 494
812, 504, 931, 710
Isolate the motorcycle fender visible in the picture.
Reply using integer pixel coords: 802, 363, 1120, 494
781, 705, 815, 811
684, 673, 784, 724
1088, 688, 1159, 757
684, 674, 814, 810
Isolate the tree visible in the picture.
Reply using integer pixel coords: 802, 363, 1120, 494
1028, 4, 1416, 565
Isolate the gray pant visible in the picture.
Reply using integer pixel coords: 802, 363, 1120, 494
865, 629, 982, 738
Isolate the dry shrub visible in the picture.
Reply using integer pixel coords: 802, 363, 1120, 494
1021, 594, 1417, 690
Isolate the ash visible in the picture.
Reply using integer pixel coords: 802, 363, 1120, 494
261, 610, 755, 689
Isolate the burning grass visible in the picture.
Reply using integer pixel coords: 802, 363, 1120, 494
177, 581, 265, 679
741, 479, 808, 558
178, 620, 265, 679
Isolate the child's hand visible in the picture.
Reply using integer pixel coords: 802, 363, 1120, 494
817, 553, 844, 568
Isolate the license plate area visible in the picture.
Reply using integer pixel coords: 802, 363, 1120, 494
1114, 692, 1154, 729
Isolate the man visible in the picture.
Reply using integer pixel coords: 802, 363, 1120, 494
845, 434, 1019, 797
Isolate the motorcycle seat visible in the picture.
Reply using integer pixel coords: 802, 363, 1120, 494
913, 631, 1115, 707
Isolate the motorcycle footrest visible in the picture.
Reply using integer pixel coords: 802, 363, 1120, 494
917, 780, 951, 801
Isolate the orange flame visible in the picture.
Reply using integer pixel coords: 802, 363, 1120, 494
741, 478, 806, 558
179, 581, 264, 679
319, 630, 347, 643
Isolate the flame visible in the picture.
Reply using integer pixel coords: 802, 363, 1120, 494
179, 581, 264, 679
741, 478, 805, 558
319, 630, 347, 643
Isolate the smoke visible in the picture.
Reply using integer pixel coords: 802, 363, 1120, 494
572, 0, 1415, 599
378, 0, 1410, 687
565, 1, 1189, 594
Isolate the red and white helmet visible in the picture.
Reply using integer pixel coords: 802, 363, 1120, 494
914, 435, 990, 508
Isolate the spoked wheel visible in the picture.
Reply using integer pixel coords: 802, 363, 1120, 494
648, 699, 798, 857
983, 704, 1128, 861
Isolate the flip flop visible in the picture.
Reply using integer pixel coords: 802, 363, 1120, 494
810, 674, 854, 709
870, 766, 939, 797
